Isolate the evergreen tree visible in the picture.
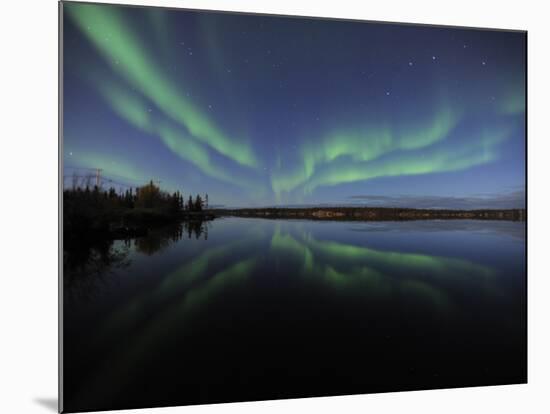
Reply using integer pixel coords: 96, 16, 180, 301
171, 191, 180, 213
195, 194, 203, 211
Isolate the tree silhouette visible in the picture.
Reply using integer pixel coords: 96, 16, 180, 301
136, 180, 162, 208
194, 195, 203, 212
63, 178, 214, 242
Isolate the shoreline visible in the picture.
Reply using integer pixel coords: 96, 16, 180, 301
63, 207, 525, 244
211, 207, 526, 222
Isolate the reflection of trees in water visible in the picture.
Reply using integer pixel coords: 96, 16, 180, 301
133, 223, 184, 255
64, 220, 212, 301
184, 220, 209, 240
63, 239, 130, 303
134, 220, 209, 255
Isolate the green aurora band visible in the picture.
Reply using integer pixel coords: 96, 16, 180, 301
66, 3, 258, 169
94, 76, 264, 193
66, 3, 523, 203
270, 106, 516, 198
302, 125, 511, 193
279, 127, 513, 198
271, 107, 459, 196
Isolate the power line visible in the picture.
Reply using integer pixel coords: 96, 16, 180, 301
63, 167, 180, 193
63, 175, 148, 190
63, 167, 144, 184
64, 166, 98, 171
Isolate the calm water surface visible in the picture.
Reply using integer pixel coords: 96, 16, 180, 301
63, 218, 526, 412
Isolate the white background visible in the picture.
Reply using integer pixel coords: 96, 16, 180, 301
1, 0, 548, 413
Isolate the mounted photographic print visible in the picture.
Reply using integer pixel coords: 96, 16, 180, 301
60, 1, 527, 412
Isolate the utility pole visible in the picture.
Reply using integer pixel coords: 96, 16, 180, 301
95, 168, 102, 187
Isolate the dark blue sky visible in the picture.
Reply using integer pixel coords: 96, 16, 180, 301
62, 2, 525, 208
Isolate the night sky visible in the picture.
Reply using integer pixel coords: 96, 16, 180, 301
62, 2, 526, 208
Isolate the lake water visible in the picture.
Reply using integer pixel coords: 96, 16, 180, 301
63, 217, 526, 412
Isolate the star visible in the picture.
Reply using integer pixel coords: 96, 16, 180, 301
386, 91, 391, 96
482, 61, 486, 65
408, 61, 413, 66
69, 152, 73, 156
432, 56, 437, 60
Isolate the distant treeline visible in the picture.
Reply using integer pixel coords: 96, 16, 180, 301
63, 180, 212, 241
215, 206, 526, 221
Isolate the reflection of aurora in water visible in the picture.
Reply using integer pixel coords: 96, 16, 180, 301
269, 224, 499, 310
63, 218, 525, 410
101, 219, 498, 340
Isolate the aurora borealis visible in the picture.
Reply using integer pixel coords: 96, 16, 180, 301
62, 2, 526, 208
